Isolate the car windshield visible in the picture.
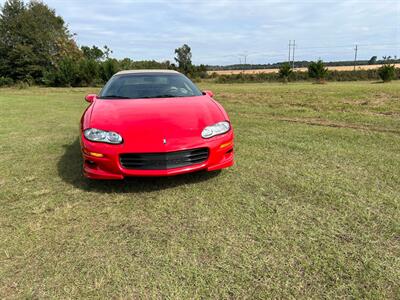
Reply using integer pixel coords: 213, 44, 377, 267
98, 73, 203, 99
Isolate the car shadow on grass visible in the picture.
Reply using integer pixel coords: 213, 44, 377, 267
57, 138, 221, 193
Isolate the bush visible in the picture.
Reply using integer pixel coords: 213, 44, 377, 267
215, 72, 297, 84
79, 59, 99, 86
378, 64, 396, 82
308, 60, 328, 83
211, 68, 400, 84
0, 77, 14, 87
43, 57, 81, 87
16, 81, 30, 89
278, 63, 293, 83
100, 59, 120, 82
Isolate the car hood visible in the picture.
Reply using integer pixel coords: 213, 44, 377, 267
89, 95, 225, 152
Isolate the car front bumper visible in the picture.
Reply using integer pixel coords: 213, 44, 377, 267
80, 132, 234, 179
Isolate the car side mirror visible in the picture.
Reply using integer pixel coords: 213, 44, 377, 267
85, 94, 97, 103
202, 90, 214, 98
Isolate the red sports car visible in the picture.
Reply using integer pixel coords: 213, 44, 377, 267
80, 70, 234, 179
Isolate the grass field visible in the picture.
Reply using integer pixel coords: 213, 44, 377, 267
209, 63, 400, 75
1, 82, 399, 298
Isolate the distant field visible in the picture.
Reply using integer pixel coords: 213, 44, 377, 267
209, 63, 400, 75
1, 82, 399, 298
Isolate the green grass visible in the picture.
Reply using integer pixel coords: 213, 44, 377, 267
0, 82, 399, 298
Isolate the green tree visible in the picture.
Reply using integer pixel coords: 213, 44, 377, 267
81, 45, 104, 61
278, 63, 293, 83
378, 64, 396, 82
0, 0, 79, 82
174, 44, 192, 75
79, 59, 98, 86
103, 45, 113, 59
195, 64, 208, 78
308, 60, 328, 83
43, 57, 80, 86
100, 59, 119, 82
368, 56, 377, 65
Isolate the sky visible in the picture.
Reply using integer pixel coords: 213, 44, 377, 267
1, 0, 399, 65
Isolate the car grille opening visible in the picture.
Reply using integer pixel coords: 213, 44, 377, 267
120, 148, 209, 170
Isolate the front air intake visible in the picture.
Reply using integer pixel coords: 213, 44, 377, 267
120, 148, 209, 170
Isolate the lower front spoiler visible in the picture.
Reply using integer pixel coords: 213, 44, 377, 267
83, 157, 233, 180
83, 166, 125, 180
82, 149, 234, 180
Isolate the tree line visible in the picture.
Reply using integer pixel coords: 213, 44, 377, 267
0, 0, 397, 87
277, 60, 397, 83
0, 0, 206, 87
214, 61, 399, 84
207, 56, 400, 71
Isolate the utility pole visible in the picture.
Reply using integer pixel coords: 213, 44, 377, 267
292, 40, 296, 69
239, 53, 248, 72
288, 40, 292, 63
353, 44, 358, 71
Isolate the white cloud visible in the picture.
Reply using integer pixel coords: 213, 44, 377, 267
0, 0, 399, 64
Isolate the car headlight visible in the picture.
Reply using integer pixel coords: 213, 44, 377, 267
83, 128, 123, 144
201, 121, 230, 139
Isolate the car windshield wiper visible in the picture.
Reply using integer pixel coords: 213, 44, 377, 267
141, 95, 186, 98
100, 95, 131, 99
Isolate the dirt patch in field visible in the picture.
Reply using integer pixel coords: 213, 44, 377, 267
342, 92, 394, 106
274, 117, 400, 135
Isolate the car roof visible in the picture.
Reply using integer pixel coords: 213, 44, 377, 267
114, 69, 180, 76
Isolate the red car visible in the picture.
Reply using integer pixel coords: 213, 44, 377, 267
80, 70, 234, 179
